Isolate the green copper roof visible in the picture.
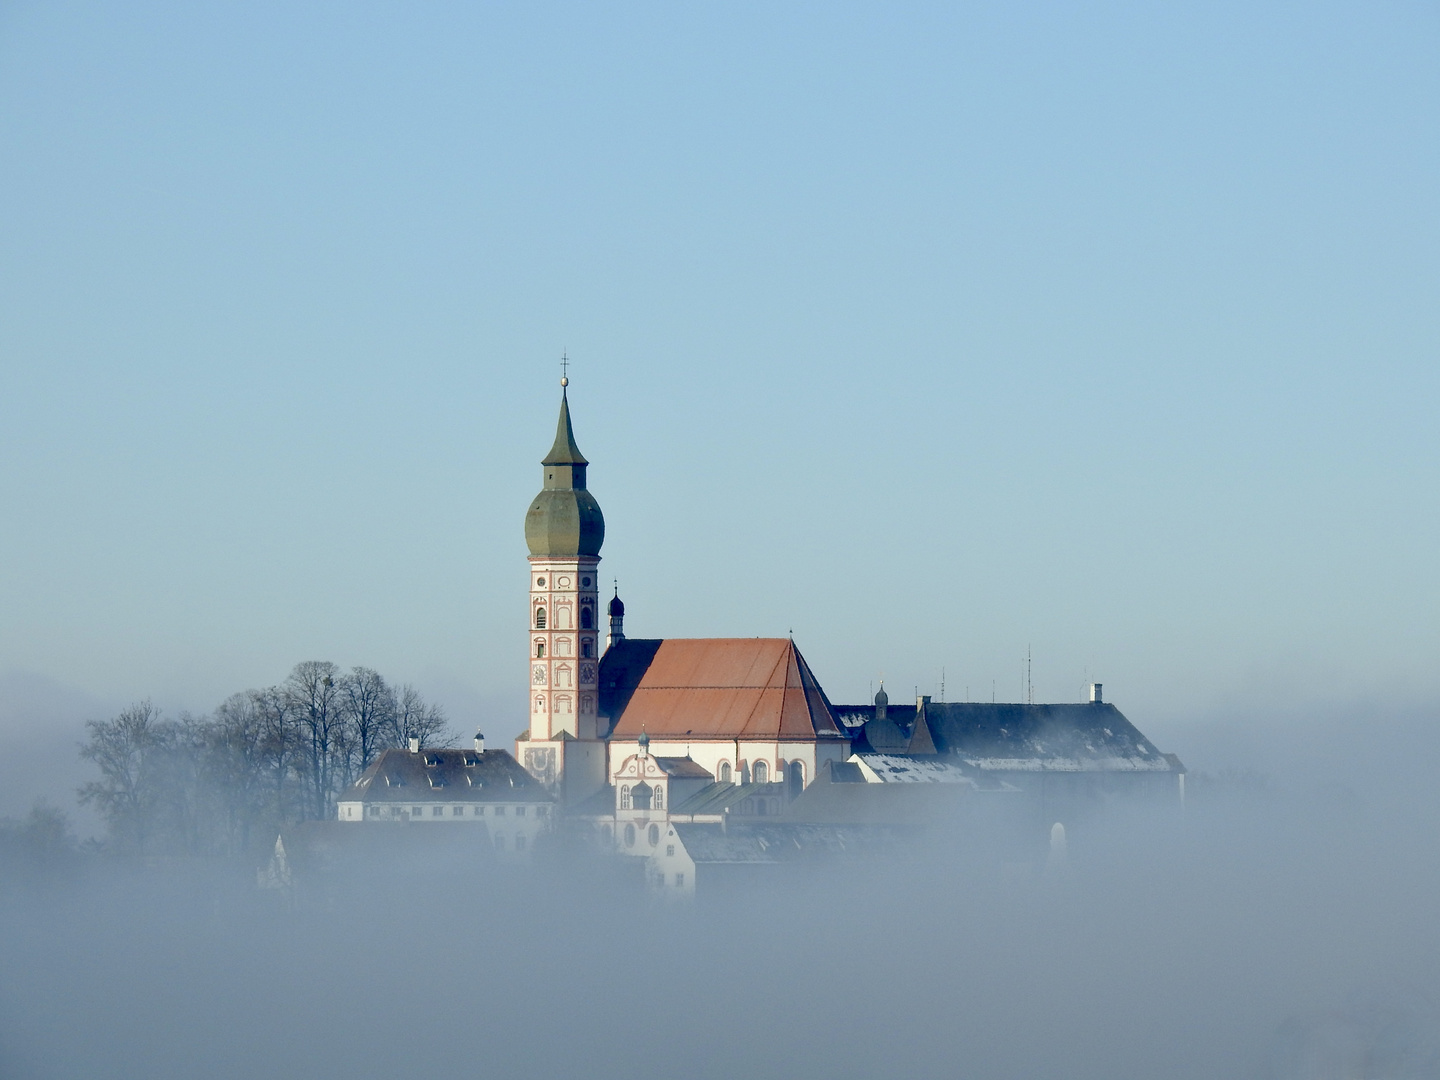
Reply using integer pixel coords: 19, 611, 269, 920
526, 386, 604, 558
542, 390, 588, 466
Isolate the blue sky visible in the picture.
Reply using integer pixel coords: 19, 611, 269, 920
1, 1, 1437, 744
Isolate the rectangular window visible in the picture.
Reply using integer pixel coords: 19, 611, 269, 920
432, 806, 443, 816
537, 806, 548, 817
453, 806, 464, 816
475, 806, 484, 816
495, 806, 506, 816
674, 874, 684, 887
516, 806, 526, 817
666, 845, 675, 857
516, 835, 527, 851
368, 806, 379, 817
413, 807, 423, 817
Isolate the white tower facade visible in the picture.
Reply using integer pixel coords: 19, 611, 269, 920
517, 377, 607, 802
527, 557, 601, 742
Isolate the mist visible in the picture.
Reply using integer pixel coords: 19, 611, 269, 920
3, 702, 1437, 1080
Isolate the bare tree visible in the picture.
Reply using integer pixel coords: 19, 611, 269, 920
337, 666, 396, 786
78, 701, 169, 854
208, 690, 301, 851
392, 683, 451, 748
251, 685, 301, 824
285, 661, 344, 821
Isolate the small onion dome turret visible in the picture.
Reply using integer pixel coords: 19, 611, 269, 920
874, 684, 889, 708
637, 730, 650, 754
608, 590, 625, 618
525, 385, 605, 558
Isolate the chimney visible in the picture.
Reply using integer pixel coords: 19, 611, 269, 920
408, 737, 421, 753
916, 694, 931, 711
1089, 683, 1103, 704
474, 731, 485, 753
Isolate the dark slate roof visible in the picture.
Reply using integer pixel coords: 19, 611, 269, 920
339, 747, 555, 803
917, 702, 1178, 772
671, 781, 787, 817
652, 756, 714, 779
852, 714, 909, 754
670, 822, 910, 864
825, 761, 866, 783
833, 704, 918, 736
599, 638, 664, 726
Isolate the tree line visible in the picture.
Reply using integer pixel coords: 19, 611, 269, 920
79, 661, 451, 856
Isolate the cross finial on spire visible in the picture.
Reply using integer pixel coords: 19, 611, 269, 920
560, 351, 569, 388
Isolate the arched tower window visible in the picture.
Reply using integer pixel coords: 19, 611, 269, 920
534, 607, 547, 629
534, 641, 545, 658
788, 760, 805, 799
620, 785, 631, 810
752, 761, 768, 784
654, 785, 664, 810
718, 762, 732, 783
580, 607, 593, 629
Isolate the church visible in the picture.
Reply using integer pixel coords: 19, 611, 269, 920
512, 378, 1184, 858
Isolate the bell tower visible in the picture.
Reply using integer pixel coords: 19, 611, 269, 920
518, 374, 607, 802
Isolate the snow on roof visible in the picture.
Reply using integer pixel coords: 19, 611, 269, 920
852, 753, 978, 785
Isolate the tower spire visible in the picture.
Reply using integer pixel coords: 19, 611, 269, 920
544, 380, 588, 467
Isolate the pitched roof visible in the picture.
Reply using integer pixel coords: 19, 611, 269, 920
603, 638, 845, 740
338, 747, 555, 803
918, 702, 1179, 772
652, 756, 714, 779
671, 781, 786, 817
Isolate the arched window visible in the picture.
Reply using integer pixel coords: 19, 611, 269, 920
533, 695, 544, 713
581, 639, 593, 658
620, 785, 631, 810
654, 785, 664, 810
580, 607, 593, 629
534, 641, 545, 658
752, 760, 768, 784
718, 762, 732, 783
648, 824, 660, 846
534, 607, 547, 629
788, 760, 805, 799
631, 782, 653, 811
624, 824, 636, 848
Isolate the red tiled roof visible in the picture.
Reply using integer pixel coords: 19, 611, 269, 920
606, 638, 844, 740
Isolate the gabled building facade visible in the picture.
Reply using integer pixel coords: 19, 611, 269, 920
337, 739, 554, 853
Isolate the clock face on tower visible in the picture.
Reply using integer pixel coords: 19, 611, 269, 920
532, 664, 547, 686
580, 663, 597, 683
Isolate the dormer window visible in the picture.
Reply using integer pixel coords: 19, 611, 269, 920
428, 775, 445, 789
423, 753, 442, 767
463, 754, 480, 767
